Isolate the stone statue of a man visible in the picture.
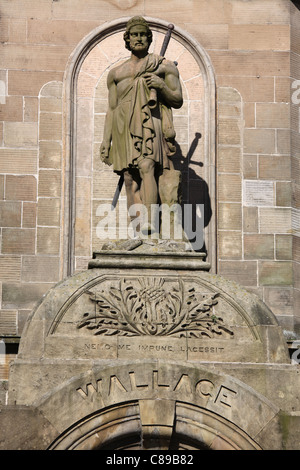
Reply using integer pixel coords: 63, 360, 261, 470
100, 16, 183, 235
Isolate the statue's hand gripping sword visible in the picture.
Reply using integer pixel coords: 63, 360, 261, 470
111, 23, 175, 209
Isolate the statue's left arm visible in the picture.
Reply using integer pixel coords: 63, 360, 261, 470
144, 61, 183, 109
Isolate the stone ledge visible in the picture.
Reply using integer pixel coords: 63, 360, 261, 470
89, 248, 210, 271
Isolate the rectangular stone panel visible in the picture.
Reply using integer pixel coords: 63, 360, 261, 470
244, 129, 276, 154
0, 44, 71, 72
276, 234, 292, 260
0, 256, 21, 282
218, 260, 257, 286
217, 76, 275, 103
243, 155, 257, 179
38, 170, 61, 198
39, 141, 62, 169
39, 113, 62, 141
259, 261, 293, 286
228, 25, 290, 51
275, 77, 292, 103
218, 174, 241, 202
218, 203, 242, 231
218, 231, 242, 259
244, 234, 275, 260
0, 310, 17, 335
27, 19, 100, 46
24, 97, 38, 122
145, 0, 231, 25
229, 0, 291, 25
259, 155, 291, 181
209, 51, 289, 77
0, 0, 52, 19
22, 202, 37, 228
8, 71, 63, 96
21, 256, 59, 283
4, 122, 38, 147
37, 198, 60, 226
5, 175, 37, 201
256, 103, 290, 129
2, 228, 35, 255
0, 149, 37, 174
2, 283, 54, 309
218, 104, 241, 118
0, 201, 21, 227
0, 95, 23, 121
263, 287, 293, 316
9, 18, 26, 43
243, 180, 274, 207
39, 97, 62, 113
218, 147, 241, 173
259, 207, 292, 234
218, 118, 242, 146
37, 227, 60, 255
276, 181, 292, 207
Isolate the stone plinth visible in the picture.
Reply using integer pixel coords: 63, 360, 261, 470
6, 245, 298, 450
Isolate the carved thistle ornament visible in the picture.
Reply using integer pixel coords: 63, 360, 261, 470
77, 277, 234, 338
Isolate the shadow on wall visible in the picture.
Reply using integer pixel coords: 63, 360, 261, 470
292, 0, 300, 10
173, 132, 212, 254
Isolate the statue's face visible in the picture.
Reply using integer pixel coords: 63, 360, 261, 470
129, 25, 149, 52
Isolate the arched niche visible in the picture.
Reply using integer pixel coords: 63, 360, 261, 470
62, 17, 216, 277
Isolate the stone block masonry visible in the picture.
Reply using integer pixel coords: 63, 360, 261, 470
0, 0, 298, 375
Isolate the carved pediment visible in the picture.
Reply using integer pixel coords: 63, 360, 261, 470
76, 276, 234, 338
48, 273, 257, 342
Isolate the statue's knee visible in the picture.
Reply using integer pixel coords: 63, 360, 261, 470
138, 159, 155, 176
124, 172, 133, 188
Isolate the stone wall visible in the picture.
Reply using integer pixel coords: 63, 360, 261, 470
0, 0, 299, 385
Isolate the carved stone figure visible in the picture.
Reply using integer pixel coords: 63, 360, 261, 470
100, 16, 183, 235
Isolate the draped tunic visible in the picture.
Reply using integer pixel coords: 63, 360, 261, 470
108, 53, 176, 174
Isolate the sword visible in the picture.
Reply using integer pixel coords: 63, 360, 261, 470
111, 172, 124, 209
111, 23, 175, 209
148, 23, 174, 109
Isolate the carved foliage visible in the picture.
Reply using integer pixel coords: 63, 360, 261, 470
77, 277, 234, 338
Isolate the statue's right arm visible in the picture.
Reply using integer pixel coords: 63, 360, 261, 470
100, 70, 117, 164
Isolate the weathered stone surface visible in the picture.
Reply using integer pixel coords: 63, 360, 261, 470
0, 406, 57, 450
8, 255, 289, 415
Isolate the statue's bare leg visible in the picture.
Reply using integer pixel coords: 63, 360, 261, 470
138, 158, 157, 206
123, 169, 142, 209
124, 169, 143, 237
138, 158, 159, 235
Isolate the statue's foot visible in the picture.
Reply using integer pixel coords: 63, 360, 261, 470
141, 222, 159, 238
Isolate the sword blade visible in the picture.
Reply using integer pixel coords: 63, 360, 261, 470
111, 173, 124, 209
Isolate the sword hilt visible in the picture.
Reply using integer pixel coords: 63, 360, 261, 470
160, 24, 174, 56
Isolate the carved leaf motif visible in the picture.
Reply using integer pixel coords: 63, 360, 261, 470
77, 278, 234, 338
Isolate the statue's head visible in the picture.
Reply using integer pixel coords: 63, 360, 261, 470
124, 16, 153, 51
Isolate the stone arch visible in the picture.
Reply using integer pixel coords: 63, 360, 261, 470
61, 17, 217, 277
48, 400, 262, 450
34, 361, 276, 450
